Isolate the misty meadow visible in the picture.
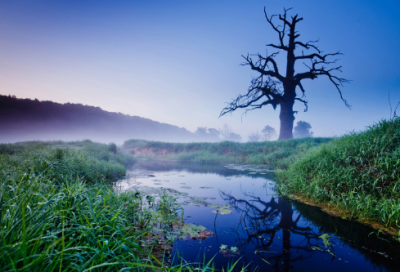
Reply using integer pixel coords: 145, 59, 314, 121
1, 1, 400, 272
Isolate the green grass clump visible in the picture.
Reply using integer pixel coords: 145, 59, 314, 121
276, 118, 400, 233
0, 141, 134, 182
123, 138, 331, 168
0, 141, 175, 271
0, 141, 249, 271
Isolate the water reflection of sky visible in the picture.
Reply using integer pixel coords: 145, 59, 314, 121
118, 161, 400, 272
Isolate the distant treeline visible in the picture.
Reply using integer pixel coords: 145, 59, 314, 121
0, 95, 196, 143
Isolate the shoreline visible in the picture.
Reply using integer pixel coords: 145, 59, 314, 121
288, 193, 399, 237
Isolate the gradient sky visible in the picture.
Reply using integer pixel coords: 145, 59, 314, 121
1, 0, 400, 140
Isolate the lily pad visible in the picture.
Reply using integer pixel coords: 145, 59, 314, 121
197, 230, 215, 240
179, 223, 206, 239
231, 246, 238, 252
220, 244, 228, 251
184, 199, 206, 206
184, 197, 218, 207
212, 205, 232, 215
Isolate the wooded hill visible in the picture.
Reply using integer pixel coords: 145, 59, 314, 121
0, 95, 195, 144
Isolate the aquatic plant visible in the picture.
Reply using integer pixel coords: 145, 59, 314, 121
212, 205, 232, 215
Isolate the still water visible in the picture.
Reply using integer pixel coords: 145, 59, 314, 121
117, 160, 400, 272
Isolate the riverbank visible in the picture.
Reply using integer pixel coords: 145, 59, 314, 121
0, 141, 188, 271
276, 118, 400, 238
122, 138, 332, 169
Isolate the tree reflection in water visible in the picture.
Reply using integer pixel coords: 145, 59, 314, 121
220, 192, 333, 272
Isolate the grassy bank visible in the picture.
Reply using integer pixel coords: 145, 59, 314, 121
0, 141, 186, 271
123, 138, 332, 169
276, 119, 400, 236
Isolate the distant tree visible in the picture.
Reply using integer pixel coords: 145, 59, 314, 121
226, 132, 242, 142
219, 124, 232, 139
293, 121, 313, 138
220, 8, 350, 140
261, 125, 277, 141
194, 127, 208, 137
195, 127, 220, 142
207, 128, 221, 140
219, 124, 242, 142
248, 132, 261, 142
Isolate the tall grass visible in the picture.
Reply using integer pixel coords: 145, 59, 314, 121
276, 118, 400, 234
123, 138, 332, 168
0, 141, 248, 271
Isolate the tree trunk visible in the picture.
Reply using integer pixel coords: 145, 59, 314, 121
278, 98, 295, 140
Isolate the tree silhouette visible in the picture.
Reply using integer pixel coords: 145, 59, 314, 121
293, 121, 313, 138
220, 192, 333, 271
220, 8, 350, 140
248, 132, 261, 142
194, 127, 221, 142
219, 124, 242, 142
261, 125, 277, 141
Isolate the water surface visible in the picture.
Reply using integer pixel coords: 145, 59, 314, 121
118, 160, 400, 272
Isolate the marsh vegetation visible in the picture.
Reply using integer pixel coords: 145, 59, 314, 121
276, 118, 400, 236
1, 118, 400, 271
0, 141, 229, 271
123, 137, 331, 169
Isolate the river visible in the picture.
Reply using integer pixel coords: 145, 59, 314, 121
117, 160, 400, 272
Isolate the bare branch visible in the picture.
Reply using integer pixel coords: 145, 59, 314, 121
266, 43, 288, 51
219, 76, 283, 117
264, 7, 288, 51
295, 62, 351, 108
295, 41, 321, 53
295, 51, 341, 61
279, 13, 292, 28
295, 97, 308, 112
241, 54, 284, 82
257, 53, 280, 75
298, 82, 306, 96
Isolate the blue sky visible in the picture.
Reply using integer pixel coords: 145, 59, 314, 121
0, 0, 399, 139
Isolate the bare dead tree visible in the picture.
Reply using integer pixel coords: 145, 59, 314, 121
220, 7, 350, 140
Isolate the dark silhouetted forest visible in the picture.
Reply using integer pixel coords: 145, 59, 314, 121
0, 95, 196, 143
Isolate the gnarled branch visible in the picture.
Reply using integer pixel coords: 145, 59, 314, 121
219, 76, 283, 117
241, 54, 284, 82
294, 54, 351, 108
